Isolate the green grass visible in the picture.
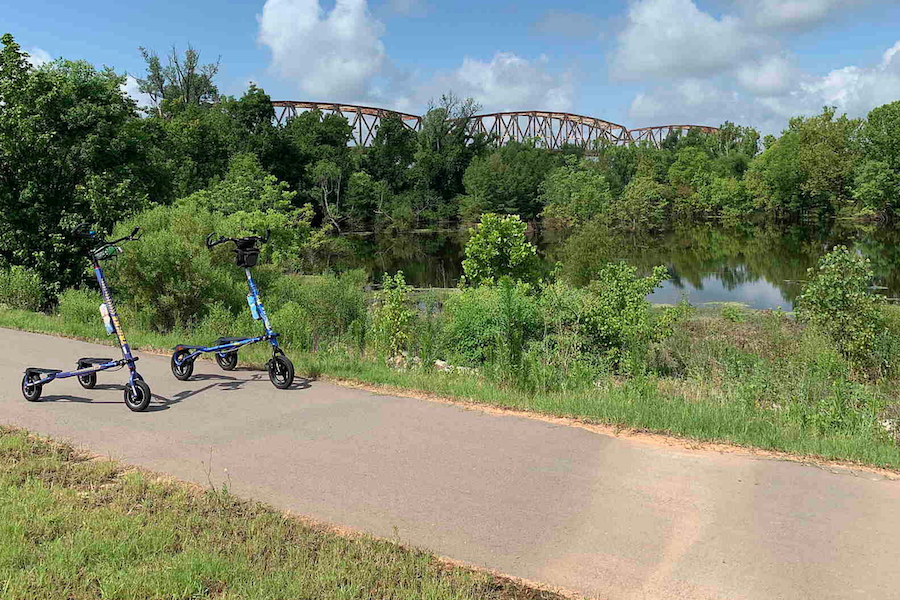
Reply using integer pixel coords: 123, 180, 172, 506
0, 426, 563, 600
2, 305, 899, 471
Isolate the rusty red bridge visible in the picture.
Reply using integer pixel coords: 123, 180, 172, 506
271, 101, 718, 152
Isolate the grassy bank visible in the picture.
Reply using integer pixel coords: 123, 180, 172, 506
3, 304, 900, 471
0, 425, 564, 600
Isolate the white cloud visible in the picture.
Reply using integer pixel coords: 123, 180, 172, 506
120, 75, 152, 109
531, 10, 604, 39
735, 54, 798, 96
738, 0, 889, 31
424, 52, 576, 113
257, 0, 387, 101
25, 47, 52, 67
627, 39, 900, 135
611, 0, 766, 80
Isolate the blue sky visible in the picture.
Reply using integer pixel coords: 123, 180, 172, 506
6, 0, 900, 134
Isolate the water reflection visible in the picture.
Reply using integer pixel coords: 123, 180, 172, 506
337, 223, 900, 309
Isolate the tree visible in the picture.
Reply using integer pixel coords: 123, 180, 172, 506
362, 113, 417, 193
136, 44, 220, 117
461, 213, 539, 286
0, 34, 150, 289
461, 140, 559, 222
539, 157, 613, 228
614, 177, 669, 231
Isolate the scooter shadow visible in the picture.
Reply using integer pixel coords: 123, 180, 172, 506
171, 374, 313, 402
37, 388, 180, 412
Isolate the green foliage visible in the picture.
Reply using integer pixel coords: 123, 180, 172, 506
103, 202, 243, 331
56, 288, 104, 332
853, 159, 900, 217
539, 156, 613, 228
372, 271, 415, 357
461, 213, 539, 286
0, 266, 48, 311
136, 44, 220, 117
538, 263, 674, 371
268, 271, 368, 351
614, 176, 669, 230
797, 245, 884, 365
461, 140, 559, 222
441, 281, 540, 366
0, 35, 151, 289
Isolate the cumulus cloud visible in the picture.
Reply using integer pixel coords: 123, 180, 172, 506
257, 0, 386, 100
737, 0, 888, 31
420, 52, 576, 113
531, 10, 605, 39
611, 0, 766, 80
120, 75, 153, 109
25, 47, 52, 67
735, 54, 798, 96
627, 38, 900, 135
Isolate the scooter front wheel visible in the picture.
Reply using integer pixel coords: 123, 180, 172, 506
22, 374, 42, 402
268, 355, 294, 389
124, 379, 152, 412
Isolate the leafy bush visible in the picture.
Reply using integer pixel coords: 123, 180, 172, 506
796, 245, 884, 365
0, 265, 48, 311
372, 271, 415, 357
268, 270, 368, 351
539, 156, 612, 228
441, 281, 540, 366
461, 213, 539, 286
539, 263, 674, 371
57, 288, 103, 328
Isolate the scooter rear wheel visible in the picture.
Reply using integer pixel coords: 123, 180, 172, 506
171, 350, 194, 381
216, 351, 238, 371
78, 372, 97, 389
124, 379, 152, 412
21, 374, 42, 402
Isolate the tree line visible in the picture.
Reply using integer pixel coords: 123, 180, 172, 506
2, 34, 899, 293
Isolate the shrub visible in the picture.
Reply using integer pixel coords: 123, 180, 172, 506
461, 213, 539, 286
268, 270, 368, 351
796, 245, 884, 365
57, 288, 105, 336
104, 202, 245, 331
372, 271, 415, 357
539, 263, 674, 371
441, 281, 540, 366
0, 265, 48, 311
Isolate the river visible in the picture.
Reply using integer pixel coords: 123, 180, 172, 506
334, 222, 900, 310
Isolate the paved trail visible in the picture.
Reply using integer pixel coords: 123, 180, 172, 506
3, 328, 899, 600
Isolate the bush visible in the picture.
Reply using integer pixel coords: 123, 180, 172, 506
461, 213, 539, 286
57, 288, 105, 336
441, 281, 540, 366
0, 266, 48, 311
539, 263, 675, 371
268, 270, 368, 351
372, 271, 415, 357
796, 245, 884, 365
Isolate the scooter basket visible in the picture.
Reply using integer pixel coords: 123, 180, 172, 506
235, 248, 259, 268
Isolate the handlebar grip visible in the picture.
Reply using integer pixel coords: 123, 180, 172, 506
205, 233, 216, 249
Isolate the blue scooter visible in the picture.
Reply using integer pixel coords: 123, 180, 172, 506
169, 230, 295, 389
21, 225, 152, 411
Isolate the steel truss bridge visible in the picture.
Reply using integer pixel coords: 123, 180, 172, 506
272, 101, 718, 152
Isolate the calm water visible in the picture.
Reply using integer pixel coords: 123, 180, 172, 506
337, 223, 900, 310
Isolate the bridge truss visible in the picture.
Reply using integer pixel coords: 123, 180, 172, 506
271, 101, 718, 150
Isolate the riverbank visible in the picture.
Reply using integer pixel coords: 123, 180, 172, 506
3, 304, 899, 471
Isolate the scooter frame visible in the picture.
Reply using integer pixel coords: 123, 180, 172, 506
21, 226, 152, 411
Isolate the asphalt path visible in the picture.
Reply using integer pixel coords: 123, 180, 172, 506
3, 328, 899, 600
